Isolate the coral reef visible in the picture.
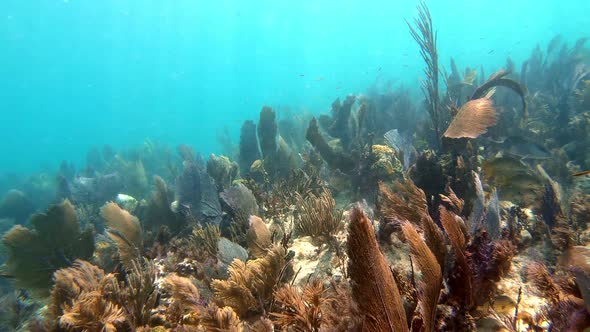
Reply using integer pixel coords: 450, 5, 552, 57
1, 4, 590, 331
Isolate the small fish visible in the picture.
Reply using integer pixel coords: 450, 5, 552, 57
488, 49, 495, 54
378, 67, 382, 71
573, 170, 590, 177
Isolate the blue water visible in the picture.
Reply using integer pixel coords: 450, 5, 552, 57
1, 0, 588, 174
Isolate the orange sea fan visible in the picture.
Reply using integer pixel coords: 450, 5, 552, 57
443, 97, 497, 139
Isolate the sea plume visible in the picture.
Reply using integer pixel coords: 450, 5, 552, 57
401, 222, 442, 332
211, 245, 289, 317
46, 260, 130, 331
59, 291, 127, 332
294, 188, 343, 239
347, 206, 408, 332
378, 181, 446, 268
443, 97, 497, 139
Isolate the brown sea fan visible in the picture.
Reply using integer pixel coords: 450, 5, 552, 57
528, 262, 563, 305
246, 216, 272, 258
101, 202, 143, 268
443, 97, 497, 139
1, 200, 94, 294
347, 206, 408, 332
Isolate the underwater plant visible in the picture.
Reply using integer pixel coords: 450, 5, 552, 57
271, 279, 361, 331
191, 223, 221, 258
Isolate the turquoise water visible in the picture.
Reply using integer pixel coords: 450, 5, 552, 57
1, 0, 588, 174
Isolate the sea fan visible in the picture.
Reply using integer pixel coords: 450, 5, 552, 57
1, 200, 94, 294
443, 97, 497, 139
101, 202, 143, 269
246, 216, 272, 258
